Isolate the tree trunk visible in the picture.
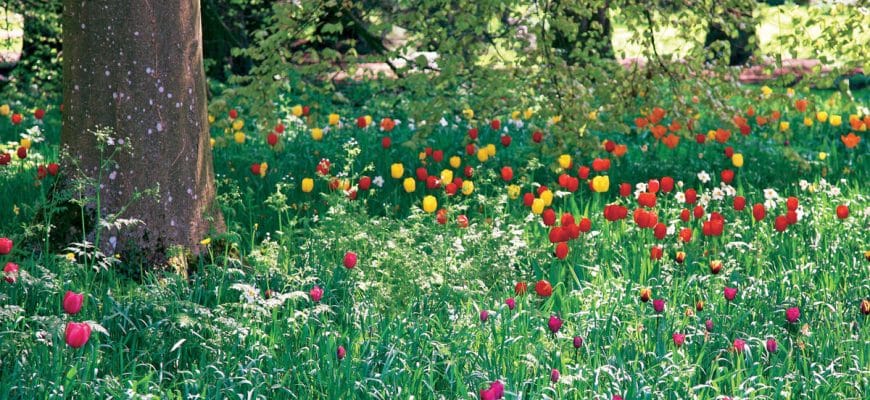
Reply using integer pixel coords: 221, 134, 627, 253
704, 3, 756, 66
61, 0, 224, 264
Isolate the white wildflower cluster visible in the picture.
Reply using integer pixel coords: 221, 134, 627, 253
763, 188, 779, 210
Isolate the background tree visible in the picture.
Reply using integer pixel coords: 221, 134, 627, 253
61, 0, 224, 263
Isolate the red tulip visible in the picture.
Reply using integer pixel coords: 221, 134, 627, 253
465, 143, 476, 155
436, 208, 448, 225
542, 209, 556, 226
358, 176, 371, 191
381, 137, 392, 149
500, 135, 512, 147
733, 196, 746, 211
752, 203, 766, 221
65, 322, 91, 348
604, 140, 616, 152
724, 146, 734, 158
17, 146, 27, 159
500, 166, 513, 182
47, 163, 59, 176
577, 166, 590, 180
578, 217, 591, 232
535, 280, 552, 297
0, 237, 12, 255
0, 152, 10, 165
721, 169, 734, 184
468, 128, 478, 140
343, 251, 358, 269
786, 196, 798, 211
464, 166, 474, 178
63, 291, 84, 315
733, 338, 746, 353
591, 158, 610, 172
684, 189, 697, 204
554, 242, 569, 259
680, 208, 690, 222
693, 205, 704, 220
836, 205, 849, 219
356, 116, 368, 128
490, 119, 500, 130
34, 108, 46, 120
515, 281, 528, 296
274, 123, 285, 134
660, 176, 674, 193
679, 227, 693, 243
228, 109, 238, 119
457, 215, 469, 228
3, 262, 19, 283
710, 260, 723, 275
532, 131, 543, 143
619, 183, 631, 197
638, 192, 656, 208
11, 113, 23, 125
650, 246, 663, 260
774, 215, 788, 232
705, 319, 714, 332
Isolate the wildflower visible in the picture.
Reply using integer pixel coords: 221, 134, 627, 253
63, 291, 84, 315
65, 322, 91, 349
786, 307, 800, 323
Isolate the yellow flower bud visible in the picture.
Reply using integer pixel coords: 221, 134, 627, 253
531, 198, 545, 214
486, 144, 496, 157
803, 117, 813, 127
403, 177, 416, 193
539, 189, 554, 206
422, 195, 437, 213
816, 111, 828, 123
449, 156, 461, 169
558, 154, 572, 169
591, 176, 610, 193
440, 169, 453, 184
731, 153, 744, 168
588, 110, 598, 121
234, 131, 246, 144
818, 152, 827, 161
311, 128, 323, 141
779, 121, 789, 132
462, 180, 474, 195
550, 115, 561, 124
0, 104, 9, 116
391, 163, 404, 179
301, 178, 314, 193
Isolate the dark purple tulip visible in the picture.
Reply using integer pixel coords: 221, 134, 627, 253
550, 368, 560, 383
573, 336, 583, 349
480, 310, 489, 323
705, 319, 714, 332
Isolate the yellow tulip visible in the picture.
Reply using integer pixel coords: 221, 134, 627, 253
461, 180, 474, 195
786, 88, 795, 97
550, 115, 561, 124
803, 117, 813, 127
779, 121, 789, 132
818, 152, 827, 161
208, 114, 215, 124
20, 138, 31, 150
301, 178, 314, 193
0, 104, 9, 116
588, 110, 598, 121
232, 119, 244, 131
364, 115, 372, 126
311, 128, 323, 141
591, 176, 610, 193
234, 131, 246, 144
523, 108, 534, 119
419, 152, 427, 161
539, 189, 554, 206
449, 156, 461, 169
816, 111, 828, 123
391, 163, 404, 179
761, 85, 773, 97
558, 154, 572, 169
291, 105, 303, 117
731, 153, 744, 168
328, 113, 340, 126
531, 198, 545, 214
462, 108, 474, 119
511, 111, 521, 120
440, 169, 454, 184
477, 149, 489, 162
507, 184, 520, 199
829, 115, 842, 127
707, 130, 716, 140
485, 144, 496, 157
258, 162, 268, 177
422, 195, 437, 213
403, 177, 416, 193
209, 138, 216, 148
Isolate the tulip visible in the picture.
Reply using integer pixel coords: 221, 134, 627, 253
343, 252, 358, 269
422, 196, 438, 213
63, 291, 84, 315
548, 315, 562, 334
4, 262, 19, 283
705, 319, 714, 332
550, 368, 560, 383
489, 380, 504, 398
0, 237, 12, 255
337, 345, 346, 360
653, 299, 665, 313
861, 299, 870, 315
390, 163, 404, 179
724, 287, 738, 302
733, 338, 746, 353
786, 307, 800, 323
505, 298, 516, 311
591, 176, 610, 193
752, 203, 766, 221
301, 178, 314, 193
650, 246, 663, 260
480, 310, 489, 323
403, 177, 416, 193
640, 288, 651, 303
554, 242, 569, 259
766, 338, 778, 353
65, 322, 91, 348
535, 280, 552, 297
515, 281, 528, 296
675, 251, 686, 264
836, 205, 849, 219
672, 333, 686, 347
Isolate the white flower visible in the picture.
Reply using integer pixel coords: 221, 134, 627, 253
764, 188, 779, 201
764, 198, 778, 210
373, 176, 384, 187
712, 188, 725, 201
439, 117, 448, 127
675, 192, 686, 203
697, 171, 711, 184
828, 186, 841, 197
799, 179, 810, 191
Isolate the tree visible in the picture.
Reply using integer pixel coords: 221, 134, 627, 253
61, 0, 223, 264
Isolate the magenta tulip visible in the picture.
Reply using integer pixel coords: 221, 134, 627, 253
672, 333, 686, 347
733, 338, 746, 353
785, 307, 800, 323
766, 338, 778, 353
550, 368, 560, 383
653, 299, 665, 313
548, 315, 562, 334
724, 287, 738, 302
573, 336, 583, 349
63, 291, 84, 315
505, 298, 516, 311
0, 237, 11, 255
480, 310, 489, 323
337, 345, 346, 360
705, 319, 714, 332
65, 322, 91, 348
309, 285, 323, 302
343, 251, 357, 269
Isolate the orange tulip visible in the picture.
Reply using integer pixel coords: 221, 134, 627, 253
841, 133, 861, 149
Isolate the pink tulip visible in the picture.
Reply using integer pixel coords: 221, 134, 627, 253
724, 287, 738, 302
489, 381, 504, 398
480, 310, 489, 323
309, 285, 323, 302
733, 338, 746, 353
785, 307, 800, 323
63, 291, 84, 315
705, 319, 714, 332
550, 368, 560, 383
505, 298, 516, 311
672, 333, 686, 347
766, 338, 777, 353
65, 322, 91, 348
653, 299, 665, 313
343, 252, 357, 269
548, 315, 562, 334
337, 345, 346, 360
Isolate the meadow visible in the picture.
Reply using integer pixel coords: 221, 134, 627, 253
0, 81, 867, 399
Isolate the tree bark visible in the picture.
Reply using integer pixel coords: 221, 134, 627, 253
61, 0, 224, 263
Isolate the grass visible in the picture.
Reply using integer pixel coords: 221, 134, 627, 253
0, 81, 868, 398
